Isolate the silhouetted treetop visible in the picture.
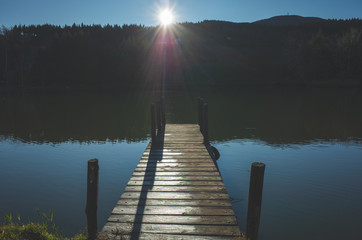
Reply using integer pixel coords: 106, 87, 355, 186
1, 18, 361, 89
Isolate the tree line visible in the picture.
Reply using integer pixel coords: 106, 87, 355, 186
0, 19, 361, 90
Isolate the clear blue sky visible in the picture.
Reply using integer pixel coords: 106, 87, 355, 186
1, 0, 361, 27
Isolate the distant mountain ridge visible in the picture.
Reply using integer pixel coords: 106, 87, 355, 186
253, 15, 325, 26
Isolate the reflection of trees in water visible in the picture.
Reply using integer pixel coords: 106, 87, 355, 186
166, 88, 362, 145
0, 91, 156, 144
0, 88, 361, 145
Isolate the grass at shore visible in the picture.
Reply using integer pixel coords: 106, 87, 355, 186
0, 212, 87, 240
0, 223, 87, 240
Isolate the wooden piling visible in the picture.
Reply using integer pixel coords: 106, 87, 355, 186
161, 97, 166, 127
156, 100, 162, 131
203, 103, 209, 144
246, 162, 266, 240
198, 98, 204, 130
151, 104, 156, 143
85, 159, 99, 240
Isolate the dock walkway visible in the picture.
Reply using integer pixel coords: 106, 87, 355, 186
98, 124, 243, 239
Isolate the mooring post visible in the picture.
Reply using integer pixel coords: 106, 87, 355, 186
197, 97, 202, 126
198, 98, 204, 131
161, 97, 166, 127
156, 100, 162, 131
203, 103, 209, 144
151, 103, 156, 143
85, 159, 99, 240
246, 162, 266, 240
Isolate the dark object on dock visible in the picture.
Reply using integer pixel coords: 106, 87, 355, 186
246, 162, 266, 240
85, 159, 99, 240
210, 146, 220, 160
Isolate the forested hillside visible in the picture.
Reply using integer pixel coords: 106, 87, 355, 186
1, 18, 361, 89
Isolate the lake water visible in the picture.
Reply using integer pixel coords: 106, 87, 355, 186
0, 87, 361, 239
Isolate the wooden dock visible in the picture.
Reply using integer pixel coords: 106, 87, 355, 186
98, 123, 243, 239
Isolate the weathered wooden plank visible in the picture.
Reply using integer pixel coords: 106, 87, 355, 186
132, 171, 221, 176
107, 214, 238, 225
126, 180, 225, 186
166, 129, 201, 131
142, 153, 211, 157
141, 156, 212, 160
124, 185, 227, 192
139, 159, 214, 163
162, 134, 202, 136
98, 232, 242, 240
102, 222, 242, 236
164, 131, 202, 134
163, 135, 202, 138
143, 153, 210, 157
163, 136, 203, 138
141, 155, 211, 158
146, 146, 206, 150
166, 126, 201, 129
162, 139, 203, 142
119, 192, 230, 200
163, 139, 204, 142
130, 176, 222, 181
111, 206, 235, 215
134, 167, 218, 172
145, 148, 210, 152
116, 199, 232, 207
166, 125, 200, 127
164, 132, 203, 134
165, 130, 202, 133
136, 163, 215, 168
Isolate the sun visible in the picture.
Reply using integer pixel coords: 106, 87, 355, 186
159, 9, 174, 26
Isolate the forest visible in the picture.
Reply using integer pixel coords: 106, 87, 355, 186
0, 18, 362, 90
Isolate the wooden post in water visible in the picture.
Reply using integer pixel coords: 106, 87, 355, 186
198, 98, 204, 131
246, 162, 266, 240
151, 103, 156, 143
203, 103, 209, 144
161, 97, 166, 127
156, 100, 162, 131
85, 159, 99, 240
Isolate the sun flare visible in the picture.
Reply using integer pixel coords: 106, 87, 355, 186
159, 9, 174, 26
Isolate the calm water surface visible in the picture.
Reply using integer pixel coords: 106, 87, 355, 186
0, 88, 361, 239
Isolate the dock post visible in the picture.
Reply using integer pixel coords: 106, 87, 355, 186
156, 100, 162, 131
203, 103, 209, 144
85, 159, 99, 240
246, 162, 266, 240
151, 104, 156, 143
161, 97, 166, 127
198, 98, 204, 131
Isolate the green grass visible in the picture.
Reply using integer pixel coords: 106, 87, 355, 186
0, 212, 87, 240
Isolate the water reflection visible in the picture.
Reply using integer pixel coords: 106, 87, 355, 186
166, 87, 362, 144
0, 91, 156, 143
1, 87, 361, 239
1, 87, 361, 145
